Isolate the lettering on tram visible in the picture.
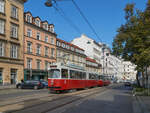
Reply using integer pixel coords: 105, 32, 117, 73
48, 63, 110, 93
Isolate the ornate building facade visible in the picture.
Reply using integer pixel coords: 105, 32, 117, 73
0, 0, 27, 85
24, 12, 57, 81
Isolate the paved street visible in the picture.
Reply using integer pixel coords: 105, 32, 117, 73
0, 89, 48, 101
0, 84, 136, 113
49, 84, 133, 113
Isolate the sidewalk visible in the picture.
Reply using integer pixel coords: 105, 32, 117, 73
0, 85, 15, 90
133, 95, 150, 113
137, 96, 150, 113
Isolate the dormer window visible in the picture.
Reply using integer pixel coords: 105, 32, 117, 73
57, 41, 61, 46
49, 25, 54, 33
35, 19, 40, 27
43, 24, 48, 30
71, 47, 74, 51
27, 15, 32, 23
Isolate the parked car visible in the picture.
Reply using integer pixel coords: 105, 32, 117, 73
16, 80, 44, 90
40, 80, 48, 88
124, 82, 131, 87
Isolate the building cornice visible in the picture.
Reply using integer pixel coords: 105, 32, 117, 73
57, 46, 86, 57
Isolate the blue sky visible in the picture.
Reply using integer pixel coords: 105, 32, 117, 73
24, 0, 147, 48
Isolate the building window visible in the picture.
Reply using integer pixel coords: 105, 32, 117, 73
0, 69, 2, 84
45, 46, 49, 57
36, 32, 40, 40
36, 44, 41, 55
27, 28, 32, 37
72, 55, 75, 61
36, 60, 41, 70
43, 24, 48, 30
10, 44, 18, 58
27, 15, 32, 23
10, 24, 18, 38
27, 42, 32, 53
62, 43, 65, 48
11, 69, 17, 84
35, 19, 40, 27
27, 58, 32, 69
45, 36, 48, 42
0, 41, 4, 56
11, 5, 18, 19
51, 48, 55, 57
56, 41, 61, 46
0, 19, 4, 34
71, 47, 74, 51
50, 26, 54, 33
51, 38, 54, 44
45, 61, 48, 70
57, 50, 61, 57
0, 0, 5, 13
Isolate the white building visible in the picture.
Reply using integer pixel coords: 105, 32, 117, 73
71, 34, 114, 76
71, 34, 137, 82
71, 34, 102, 64
123, 61, 137, 81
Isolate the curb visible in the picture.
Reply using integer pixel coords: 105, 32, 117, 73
0, 86, 16, 91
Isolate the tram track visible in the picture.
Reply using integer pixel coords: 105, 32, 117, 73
0, 93, 56, 107
2, 85, 116, 113
0, 87, 99, 107
42, 85, 117, 113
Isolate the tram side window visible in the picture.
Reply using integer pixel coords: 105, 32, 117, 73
89, 73, 95, 80
99, 75, 104, 80
70, 70, 76, 79
89, 73, 92, 79
77, 71, 82, 79
95, 74, 98, 80
83, 72, 86, 80
61, 69, 68, 78
80, 72, 83, 79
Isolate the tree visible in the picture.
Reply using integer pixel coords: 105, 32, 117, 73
112, 1, 150, 87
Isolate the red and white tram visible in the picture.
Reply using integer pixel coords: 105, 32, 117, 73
48, 63, 99, 93
97, 75, 104, 87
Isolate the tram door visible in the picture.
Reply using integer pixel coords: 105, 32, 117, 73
61, 69, 69, 89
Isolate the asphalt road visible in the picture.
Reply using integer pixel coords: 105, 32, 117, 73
0, 84, 134, 113
48, 85, 133, 113
0, 88, 48, 101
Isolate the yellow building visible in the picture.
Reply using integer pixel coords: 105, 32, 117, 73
0, 0, 27, 85
86, 57, 101, 74
56, 38, 86, 68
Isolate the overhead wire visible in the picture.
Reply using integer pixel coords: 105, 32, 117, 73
71, 0, 102, 42
52, 0, 81, 34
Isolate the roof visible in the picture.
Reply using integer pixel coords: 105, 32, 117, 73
86, 57, 97, 63
57, 38, 84, 51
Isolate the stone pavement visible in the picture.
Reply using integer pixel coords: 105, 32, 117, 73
133, 95, 150, 113
137, 96, 150, 113
0, 85, 15, 90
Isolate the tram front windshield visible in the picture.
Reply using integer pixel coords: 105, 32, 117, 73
49, 69, 60, 78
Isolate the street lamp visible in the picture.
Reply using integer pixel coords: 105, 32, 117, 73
45, 0, 53, 7
45, 0, 71, 7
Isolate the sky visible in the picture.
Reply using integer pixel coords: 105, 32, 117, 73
24, 0, 147, 49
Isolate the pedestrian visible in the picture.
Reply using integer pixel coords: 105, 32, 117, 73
21, 79, 24, 83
